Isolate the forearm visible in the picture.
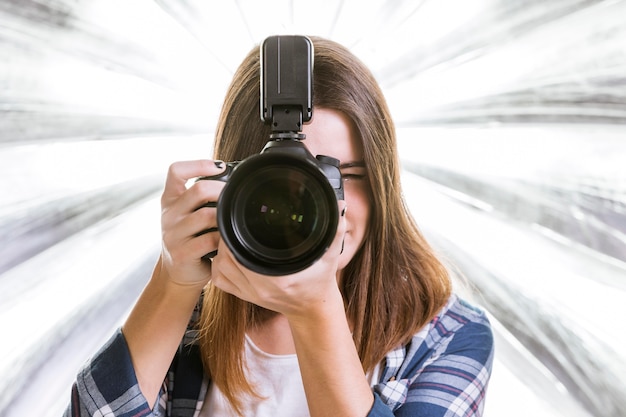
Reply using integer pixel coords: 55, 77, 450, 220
122, 257, 205, 405
288, 292, 374, 417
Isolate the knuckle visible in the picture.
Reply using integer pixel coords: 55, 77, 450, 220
167, 161, 183, 177
198, 205, 217, 222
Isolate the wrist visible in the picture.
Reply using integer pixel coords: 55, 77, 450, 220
286, 287, 346, 332
124, 258, 206, 334
285, 285, 374, 417
155, 257, 209, 295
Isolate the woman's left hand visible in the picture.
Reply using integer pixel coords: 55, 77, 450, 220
212, 200, 375, 417
210, 200, 347, 318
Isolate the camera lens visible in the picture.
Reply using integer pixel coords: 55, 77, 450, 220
240, 168, 329, 254
217, 153, 338, 276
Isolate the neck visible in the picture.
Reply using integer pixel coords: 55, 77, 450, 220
247, 313, 296, 355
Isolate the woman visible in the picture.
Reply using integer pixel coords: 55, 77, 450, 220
66, 36, 494, 417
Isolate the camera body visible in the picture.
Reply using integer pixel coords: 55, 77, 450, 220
208, 141, 343, 199
198, 35, 344, 276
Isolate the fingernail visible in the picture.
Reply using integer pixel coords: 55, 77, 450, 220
214, 160, 224, 169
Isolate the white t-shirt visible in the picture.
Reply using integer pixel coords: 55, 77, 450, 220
200, 334, 309, 417
199, 335, 381, 417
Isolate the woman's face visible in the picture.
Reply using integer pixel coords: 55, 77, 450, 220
301, 108, 371, 270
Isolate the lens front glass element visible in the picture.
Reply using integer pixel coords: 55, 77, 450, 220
216, 151, 340, 276
235, 166, 331, 261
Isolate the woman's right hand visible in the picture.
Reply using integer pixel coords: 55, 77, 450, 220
159, 159, 227, 288
121, 159, 226, 405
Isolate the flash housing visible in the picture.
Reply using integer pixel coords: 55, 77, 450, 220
261, 35, 313, 132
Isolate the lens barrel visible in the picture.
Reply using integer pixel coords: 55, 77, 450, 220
216, 151, 339, 276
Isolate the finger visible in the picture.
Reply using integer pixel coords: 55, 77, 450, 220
210, 272, 241, 298
175, 178, 225, 216
162, 207, 220, 256
161, 183, 220, 232
162, 227, 221, 268
211, 246, 246, 298
189, 229, 222, 260
162, 160, 225, 201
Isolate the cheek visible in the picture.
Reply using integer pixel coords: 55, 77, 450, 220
348, 195, 371, 233
345, 182, 372, 228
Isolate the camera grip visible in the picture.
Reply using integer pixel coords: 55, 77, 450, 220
193, 164, 237, 259
194, 162, 238, 212
195, 161, 238, 184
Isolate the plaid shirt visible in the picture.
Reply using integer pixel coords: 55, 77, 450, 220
65, 294, 493, 417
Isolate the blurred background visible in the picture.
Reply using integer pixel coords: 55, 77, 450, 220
0, 0, 625, 416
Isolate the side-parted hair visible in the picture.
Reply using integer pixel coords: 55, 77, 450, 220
198, 36, 451, 414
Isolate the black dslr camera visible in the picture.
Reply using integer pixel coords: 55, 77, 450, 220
199, 35, 343, 276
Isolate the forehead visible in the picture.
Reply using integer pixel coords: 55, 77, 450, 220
301, 108, 363, 164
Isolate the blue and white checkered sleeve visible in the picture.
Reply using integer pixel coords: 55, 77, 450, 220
64, 329, 159, 417
371, 297, 495, 417
397, 320, 494, 417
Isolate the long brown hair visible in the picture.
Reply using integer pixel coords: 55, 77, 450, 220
198, 36, 451, 413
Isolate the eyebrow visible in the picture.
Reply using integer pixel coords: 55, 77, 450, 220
339, 161, 366, 169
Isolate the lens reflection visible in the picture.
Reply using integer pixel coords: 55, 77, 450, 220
237, 167, 329, 259
245, 181, 314, 249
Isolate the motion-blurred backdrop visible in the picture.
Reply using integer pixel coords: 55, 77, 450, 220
1, 1, 625, 416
